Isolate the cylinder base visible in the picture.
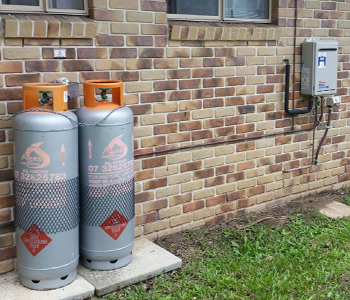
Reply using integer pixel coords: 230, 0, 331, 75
19, 269, 77, 290
81, 252, 133, 271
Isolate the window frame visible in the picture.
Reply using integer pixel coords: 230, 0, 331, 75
0, 0, 88, 15
167, 0, 271, 23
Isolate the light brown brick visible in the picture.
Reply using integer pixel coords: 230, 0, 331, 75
168, 132, 191, 143
141, 70, 166, 81
237, 179, 256, 190
216, 182, 236, 194
0, 259, 14, 274
156, 186, 180, 198
95, 59, 125, 71
0, 233, 13, 248
143, 220, 169, 234
0, 62, 23, 74
193, 188, 216, 200
142, 24, 167, 35
135, 191, 154, 203
154, 59, 179, 69
169, 213, 193, 227
3, 48, 40, 60
0, 144, 13, 155
159, 206, 182, 219
156, 165, 179, 178
143, 199, 168, 213
3, 16, 19, 38
193, 208, 215, 221
127, 59, 153, 70
125, 82, 152, 93
0, 208, 11, 222
140, 114, 165, 125
110, 0, 138, 9
111, 23, 139, 34
169, 193, 192, 206
169, 173, 191, 185
135, 169, 154, 181
182, 180, 203, 193
19, 16, 33, 38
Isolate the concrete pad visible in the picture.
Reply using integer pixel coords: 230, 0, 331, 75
78, 238, 182, 297
317, 201, 350, 219
0, 272, 95, 300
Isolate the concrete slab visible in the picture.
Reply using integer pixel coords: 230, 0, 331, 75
317, 201, 350, 219
78, 238, 182, 297
0, 272, 95, 300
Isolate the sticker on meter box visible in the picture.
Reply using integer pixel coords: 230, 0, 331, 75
318, 52, 326, 68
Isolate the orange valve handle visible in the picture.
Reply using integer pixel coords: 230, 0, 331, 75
22, 83, 68, 112
83, 80, 123, 109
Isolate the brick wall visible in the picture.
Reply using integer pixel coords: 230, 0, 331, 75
1, 0, 350, 274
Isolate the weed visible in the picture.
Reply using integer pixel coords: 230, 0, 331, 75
342, 195, 350, 206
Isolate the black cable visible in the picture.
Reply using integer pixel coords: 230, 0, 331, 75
314, 106, 332, 165
318, 97, 324, 123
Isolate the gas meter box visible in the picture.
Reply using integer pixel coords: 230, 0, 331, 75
301, 40, 338, 96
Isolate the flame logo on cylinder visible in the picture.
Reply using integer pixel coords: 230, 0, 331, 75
102, 135, 128, 161
20, 142, 51, 169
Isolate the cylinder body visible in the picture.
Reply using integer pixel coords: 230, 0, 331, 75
14, 110, 79, 290
77, 106, 134, 270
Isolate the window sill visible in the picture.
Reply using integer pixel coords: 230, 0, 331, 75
169, 21, 280, 41
2, 14, 96, 39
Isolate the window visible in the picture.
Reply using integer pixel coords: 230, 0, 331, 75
0, 0, 87, 15
167, 0, 271, 23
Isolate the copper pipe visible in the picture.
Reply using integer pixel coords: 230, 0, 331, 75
282, 165, 315, 173
134, 125, 318, 158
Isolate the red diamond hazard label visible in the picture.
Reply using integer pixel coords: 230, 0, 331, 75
21, 224, 52, 257
100, 210, 128, 240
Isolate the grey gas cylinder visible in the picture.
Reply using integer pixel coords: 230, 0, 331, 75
13, 83, 79, 290
77, 80, 134, 270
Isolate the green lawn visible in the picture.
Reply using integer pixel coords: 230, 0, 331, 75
98, 208, 350, 300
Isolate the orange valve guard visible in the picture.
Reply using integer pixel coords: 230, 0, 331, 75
83, 80, 123, 110
22, 83, 68, 112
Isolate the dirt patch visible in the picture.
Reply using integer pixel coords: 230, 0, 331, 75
156, 190, 344, 261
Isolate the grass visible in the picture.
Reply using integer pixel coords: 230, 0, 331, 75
95, 210, 350, 300
341, 194, 350, 206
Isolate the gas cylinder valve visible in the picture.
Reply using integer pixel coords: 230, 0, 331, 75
39, 90, 51, 105
99, 88, 109, 100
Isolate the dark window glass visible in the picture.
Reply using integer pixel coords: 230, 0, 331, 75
2, 0, 39, 5
167, 0, 218, 16
225, 0, 269, 19
49, 0, 84, 10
